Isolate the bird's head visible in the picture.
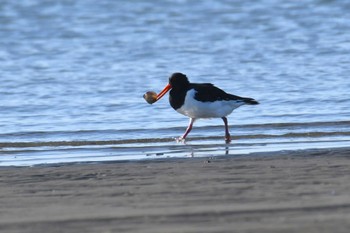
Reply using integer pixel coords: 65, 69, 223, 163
155, 72, 189, 102
168, 73, 190, 89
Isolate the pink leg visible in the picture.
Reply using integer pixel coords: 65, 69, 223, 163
180, 118, 195, 140
222, 117, 231, 143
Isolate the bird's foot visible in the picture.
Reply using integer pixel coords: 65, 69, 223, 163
176, 137, 186, 143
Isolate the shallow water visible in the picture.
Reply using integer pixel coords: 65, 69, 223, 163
1, 0, 350, 166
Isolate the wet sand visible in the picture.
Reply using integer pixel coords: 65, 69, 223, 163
1, 148, 350, 233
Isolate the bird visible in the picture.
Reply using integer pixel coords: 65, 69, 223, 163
152, 72, 259, 143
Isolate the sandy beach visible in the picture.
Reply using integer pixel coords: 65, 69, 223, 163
1, 148, 350, 233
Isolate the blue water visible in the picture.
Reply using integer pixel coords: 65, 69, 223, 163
1, 0, 350, 166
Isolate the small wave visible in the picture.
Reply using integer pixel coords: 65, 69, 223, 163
0, 138, 174, 148
0, 131, 350, 149
0, 120, 349, 138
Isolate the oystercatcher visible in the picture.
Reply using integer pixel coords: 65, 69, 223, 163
153, 72, 259, 142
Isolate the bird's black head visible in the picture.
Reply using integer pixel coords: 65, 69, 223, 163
153, 72, 190, 103
169, 73, 190, 89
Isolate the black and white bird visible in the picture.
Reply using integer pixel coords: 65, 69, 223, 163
154, 72, 259, 142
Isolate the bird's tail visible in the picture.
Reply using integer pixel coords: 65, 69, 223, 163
243, 97, 259, 105
227, 93, 259, 105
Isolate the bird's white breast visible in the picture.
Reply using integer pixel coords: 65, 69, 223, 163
176, 89, 244, 118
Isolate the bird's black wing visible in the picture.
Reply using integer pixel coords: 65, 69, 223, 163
192, 83, 259, 105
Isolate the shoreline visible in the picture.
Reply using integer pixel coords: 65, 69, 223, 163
1, 148, 350, 232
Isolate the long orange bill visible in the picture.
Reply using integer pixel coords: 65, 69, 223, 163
156, 83, 171, 101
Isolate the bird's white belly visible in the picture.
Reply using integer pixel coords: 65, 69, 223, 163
176, 89, 244, 118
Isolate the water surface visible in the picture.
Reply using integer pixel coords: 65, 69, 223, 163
1, 0, 350, 166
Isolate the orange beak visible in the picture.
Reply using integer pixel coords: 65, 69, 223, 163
156, 83, 171, 101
